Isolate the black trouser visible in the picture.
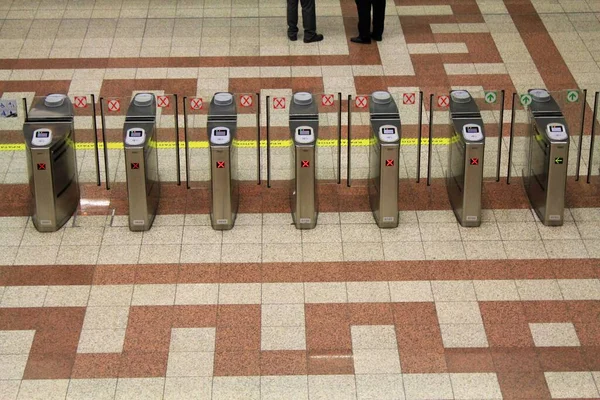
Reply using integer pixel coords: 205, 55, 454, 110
287, 0, 317, 38
355, 0, 386, 39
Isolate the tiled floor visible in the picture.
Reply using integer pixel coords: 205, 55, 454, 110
3, 0, 600, 399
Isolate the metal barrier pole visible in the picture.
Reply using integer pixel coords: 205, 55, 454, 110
337, 92, 342, 185
266, 95, 271, 188
575, 89, 587, 181
174, 94, 181, 186
99, 98, 110, 190
256, 92, 261, 185
506, 92, 517, 185
416, 91, 423, 183
587, 91, 599, 184
426, 94, 433, 186
496, 90, 505, 183
91, 94, 101, 186
183, 96, 190, 189
347, 94, 352, 187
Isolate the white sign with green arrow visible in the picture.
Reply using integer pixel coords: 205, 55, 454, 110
566, 90, 579, 103
520, 94, 532, 106
484, 91, 497, 104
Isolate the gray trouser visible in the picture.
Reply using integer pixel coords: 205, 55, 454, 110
287, 0, 317, 38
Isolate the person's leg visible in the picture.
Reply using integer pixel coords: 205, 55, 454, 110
287, 0, 299, 39
300, 0, 317, 38
356, 0, 371, 39
371, 0, 386, 39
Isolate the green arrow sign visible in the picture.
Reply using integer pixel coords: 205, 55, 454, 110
484, 91, 497, 104
567, 90, 579, 103
555, 157, 563, 164
520, 94, 532, 106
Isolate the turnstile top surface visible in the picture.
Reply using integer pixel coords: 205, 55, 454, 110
209, 92, 237, 118
290, 92, 318, 118
27, 95, 74, 121
449, 90, 479, 116
527, 89, 563, 116
125, 94, 157, 120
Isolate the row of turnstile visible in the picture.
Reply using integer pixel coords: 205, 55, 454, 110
23, 89, 570, 233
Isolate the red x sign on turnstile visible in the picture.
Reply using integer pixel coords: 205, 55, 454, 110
321, 94, 334, 106
386, 159, 394, 167
437, 95, 450, 108
74, 96, 87, 108
157, 95, 170, 108
301, 160, 310, 168
273, 97, 286, 110
131, 163, 139, 169
403, 93, 415, 105
240, 95, 253, 107
107, 99, 120, 112
216, 161, 225, 168
470, 158, 479, 166
37, 163, 46, 170
355, 96, 367, 108
190, 98, 203, 110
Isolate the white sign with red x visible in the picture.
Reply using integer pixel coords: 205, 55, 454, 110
240, 95, 253, 107
437, 95, 450, 108
190, 98, 203, 110
107, 99, 120, 112
157, 95, 170, 108
403, 93, 416, 105
355, 96, 368, 108
73, 96, 87, 108
321, 94, 334, 106
273, 97, 286, 110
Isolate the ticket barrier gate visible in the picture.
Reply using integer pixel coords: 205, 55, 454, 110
123, 93, 160, 231
23, 94, 80, 232
524, 89, 569, 226
447, 90, 485, 227
368, 91, 400, 228
289, 92, 318, 229
207, 92, 238, 230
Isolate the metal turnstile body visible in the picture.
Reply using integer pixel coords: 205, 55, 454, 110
289, 92, 318, 229
524, 89, 569, 226
207, 92, 238, 230
368, 91, 400, 228
123, 93, 159, 231
447, 90, 485, 227
23, 94, 80, 232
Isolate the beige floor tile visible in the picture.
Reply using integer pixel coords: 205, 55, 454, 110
88, 285, 133, 307
301, 225, 342, 243
304, 282, 347, 303
0, 354, 28, 380
341, 224, 382, 242
138, 244, 181, 264
493, 209, 535, 222
184, 214, 211, 226
17, 379, 70, 400
497, 221, 540, 240
55, 245, 100, 265
166, 351, 214, 377
403, 373, 453, 399
423, 241, 465, 260
101, 227, 143, 246
383, 242, 425, 260
261, 326, 306, 350
351, 325, 397, 350
557, 279, 600, 300
0, 380, 20, 400
1, 286, 47, 308
0, 227, 25, 246
419, 222, 460, 241
97, 245, 140, 264
544, 239, 589, 258
182, 225, 222, 244
262, 243, 302, 263
537, 222, 581, 240
170, 328, 216, 352
66, 379, 117, 400
503, 240, 548, 259
163, 377, 212, 400
222, 225, 262, 244
43, 285, 90, 307
583, 239, 600, 257
82, 307, 130, 330
0, 246, 19, 265
212, 376, 260, 400
389, 281, 433, 302
530, 322, 581, 347
463, 240, 507, 260
416, 210, 456, 223
61, 226, 104, 245
180, 244, 221, 263
0, 330, 35, 354
308, 375, 357, 400
175, 283, 219, 305
115, 378, 165, 400
458, 222, 501, 241
20, 227, 64, 246
262, 224, 301, 243
355, 374, 404, 400
218, 283, 261, 304
346, 281, 390, 303
432, 281, 476, 302
440, 324, 489, 348
302, 242, 343, 262
516, 279, 563, 300
473, 280, 520, 301
14, 245, 59, 265
436, 302, 483, 324
221, 243, 261, 263
353, 348, 402, 374
380, 223, 422, 242
339, 212, 375, 224
77, 329, 126, 353
132, 284, 176, 305
449, 373, 502, 399
262, 283, 304, 304
545, 372, 600, 399
262, 304, 305, 327
261, 375, 309, 400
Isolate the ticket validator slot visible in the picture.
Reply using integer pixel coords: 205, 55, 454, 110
23, 94, 80, 232
123, 93, 159, 231
368, 91, 401, 228
289, 92, 318, 229
524, 89, 569, 226
207, 92, 238, 230
447, 90, 486, 227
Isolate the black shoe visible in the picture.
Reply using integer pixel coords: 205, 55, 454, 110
304, 33, 323, 43
371, 34, 382, 41
351, 36, 371, 44
288, 34, 298, 41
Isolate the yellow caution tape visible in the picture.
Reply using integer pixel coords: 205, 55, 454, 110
0, 137, 453, 151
